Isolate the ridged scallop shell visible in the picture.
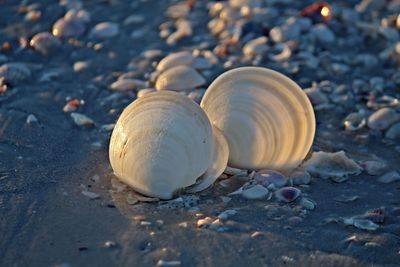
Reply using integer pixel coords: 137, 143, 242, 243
200, 67, 315, 171
109, 91, 213, 199
156, 51, 194, 72
186, 126, 229, 193
155, 65, 206, 91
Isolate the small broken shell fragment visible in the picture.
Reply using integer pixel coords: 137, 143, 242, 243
156, 51, 194, 72
302, 151, 362, 181
155, 65, 206, 91
200, 67, 315, 171
274, 187, 301, 203
109, 91, 213, 199
186, 126, 229, 193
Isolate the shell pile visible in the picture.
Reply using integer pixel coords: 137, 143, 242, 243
109, 66, 315, 199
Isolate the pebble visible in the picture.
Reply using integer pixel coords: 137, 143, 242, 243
81, 190, 100, 199
288, 169, 311, 185
378, 171, 400, 183
70, 112, 94, 127
300, 198, 316, 210
156, 260, 181, 267
90, 22, 119, 39
73, 61, 90, 72
104, 241, 116, 248
367, 108, 400, 130
217, 209, 237, 220
362, 160, 388, 175
241, 184, 269, 200
385, 122, 400, 140
311, 24, 335, 43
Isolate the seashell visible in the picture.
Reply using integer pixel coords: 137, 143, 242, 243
303, 151, 362, 181
185, 126, 229, 193
0, 62, 31, 85
73, 61, 90, 72
52, 17, 85, 38
156, 51, 194, 72
110, 79, 148, 92
137, 88, 156, 98
89, 22, 119, 39
241, 184, 270, 200
155, 65, 206, 91
288, 169, 311, 185
242, 37, 268, 58
274, 186, 301, 203
166, 19, 192, 45
109, 91, 214, 199
187, 88, 206, 104
367, 107, 400, 130
64, 9, 90, 24
200, 67, 315, 171
30, 32, 61, 55
253, 169, 288, 188
166, 2, 190, 19
343, 112, 367, 131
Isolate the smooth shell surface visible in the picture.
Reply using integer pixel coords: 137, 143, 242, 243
186, 126, 229, 193
109, 91, 213, 199
155, 65, 206, 91
200, 67, 315, 171
156, 51, 194, 72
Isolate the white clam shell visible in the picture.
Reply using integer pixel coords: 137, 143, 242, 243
200, 67, 315, 171
109, 91, 213, 199
155, 65, 206, 91
156, 51, 194, 72
186, 126, 229, 193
